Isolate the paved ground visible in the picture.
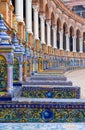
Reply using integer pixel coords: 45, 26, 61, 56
65, 69, 85, 99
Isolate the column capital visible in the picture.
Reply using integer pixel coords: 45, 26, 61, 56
33, 5, 39, 12
46, 20, 51, 26
52, 25, 57, 30
40, 14, 46, 21
59, 29, 63, 34
65, 33, 70, 37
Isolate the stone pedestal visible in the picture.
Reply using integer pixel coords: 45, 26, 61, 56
28, 33, 34, 48
42, 44, 47, 53
60, 50, 64, 56
54, 48, 58, 56
48, 46, 52, 55
36, 39, 40, 52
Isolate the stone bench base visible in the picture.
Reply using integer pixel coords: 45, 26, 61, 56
0, 99, 85, 122
23, 81, 72, 86
21, 86, 80, 99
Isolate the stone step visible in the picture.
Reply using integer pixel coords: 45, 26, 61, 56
21, 85, 80, 99
31, 76, 67, 81
1, 98, 85, 123
23, 80, 72, 86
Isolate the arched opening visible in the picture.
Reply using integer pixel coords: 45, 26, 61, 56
0, 56, 7, 92
13, 58, 19, 81
39, 15, 41, 40
83, 32, 85, 52
69, 26, 74, 51
63, 23, 67, 50
51, 12, 56, 47
57, 18, 61, 49
76, 29, 80, 52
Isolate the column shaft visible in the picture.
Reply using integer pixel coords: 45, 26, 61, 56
73, 36, 76, 52
40, 15, 45, 44
46, 21, 51, 46
26, 0, 32, 33
7, 65, 13, 94
66, 33, 70, 51
52, 26, 57, 48
79, 37, 83, 53
59, 30, 63, 50
15, 0, 23, 22
33, 5, 39, 39
19, 64, 23, 82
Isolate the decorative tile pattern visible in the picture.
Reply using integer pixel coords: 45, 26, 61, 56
21, 86, 80, 99
0, 101, 85, 122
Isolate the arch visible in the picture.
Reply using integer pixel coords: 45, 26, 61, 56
57, 18, 62, 31
0, 55, 7, 92
57, 18, 62, 49
13, 57, 19, 81
69, 26, 74, 51
63, 22, 68, 50
51, 12, 56, 26
76, 29, 80, 52
83, 32, 85, 52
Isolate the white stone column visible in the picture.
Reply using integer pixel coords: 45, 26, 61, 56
46, 20, 51, 46
40, 15, 45, 44
66, 33, 70, 51
59, 30, 63, 50
19, 64, 23, 82
26, 0, 32, 33
33, 5, 39, 39
7, 65, 13, 94
73, 36, 76, 52
79, 37, 83, 53
52, 26, 57, 48
15, 0, 23, 22
21, 0, 23, 21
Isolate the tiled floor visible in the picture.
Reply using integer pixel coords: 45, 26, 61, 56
65, 69, 85, 99
0, 123, 85, 130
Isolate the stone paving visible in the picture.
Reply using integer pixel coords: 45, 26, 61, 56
65, 69, 85, 99
0, 123, 85, 130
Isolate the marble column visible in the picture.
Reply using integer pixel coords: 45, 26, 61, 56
40, 15, 45, 44
73, 36, 76, 52
66, 33, 70, 51
15, 0, 23, 22
7, 65, 13, 94
79, 37, 83, 53
33, 5, 39, 39
19, 64, 23, 82
26, 0, 32, 33
59, 30, 63, 50
46, 20, 51, 46
52, 26, 57, 48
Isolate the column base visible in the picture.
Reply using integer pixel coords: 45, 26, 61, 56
79, 53, 83, 57
35, 39, 40, 52
54, 48, 58, 55
66, 51, 70, 56
59, 50, 64, 56
28, 33, 34, 48
48, 46, 52, 55
42, 43, 47, 53
72, 52, 76, 57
